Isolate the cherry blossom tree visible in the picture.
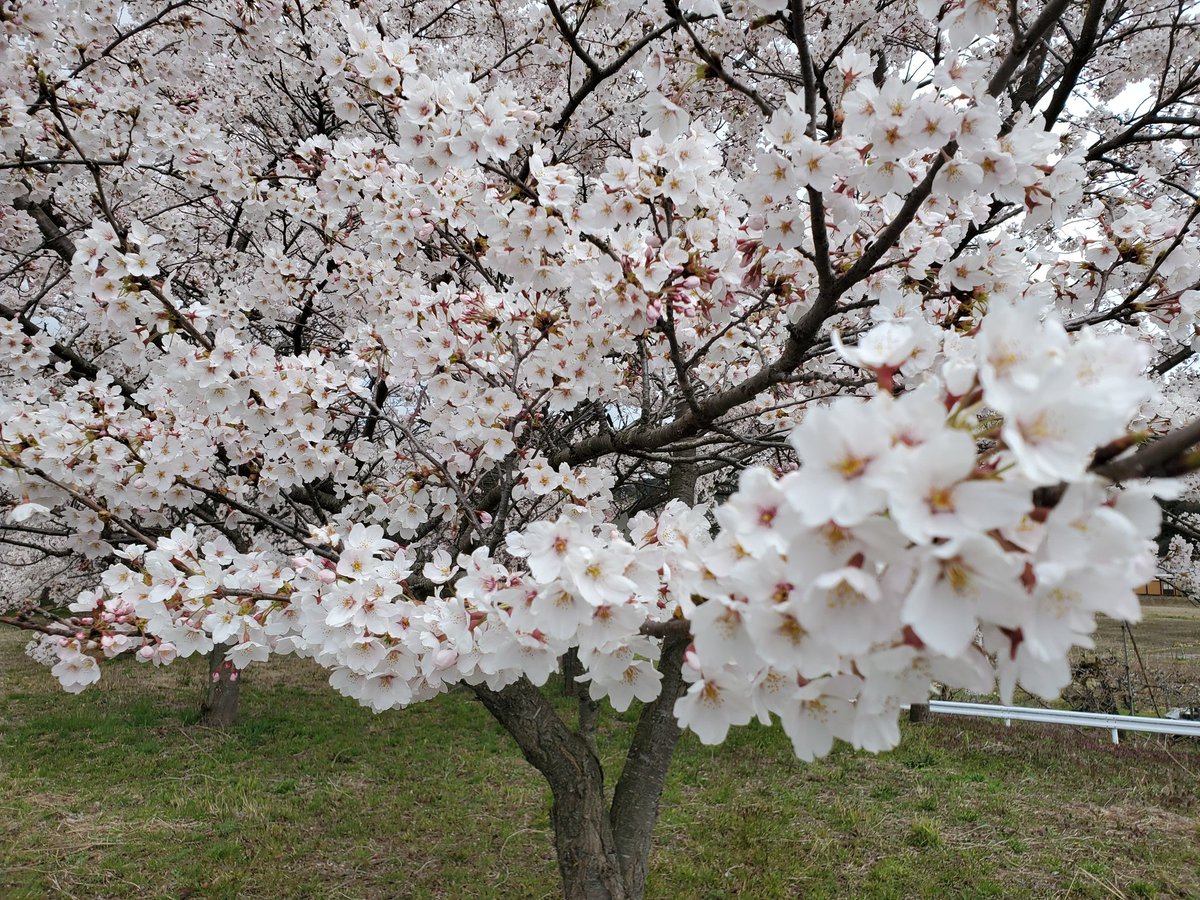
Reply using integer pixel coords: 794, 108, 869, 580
4, 0, 1200, 896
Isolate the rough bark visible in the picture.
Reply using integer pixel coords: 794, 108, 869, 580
550, 761, 627, 900
608, 446, 697, 897
608, 633, 689, 898
200, 643, 241, 727
473, 678, 628, 900
562, 646, 584, 698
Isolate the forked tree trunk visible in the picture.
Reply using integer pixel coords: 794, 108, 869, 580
200, 643, 241, 727
474, 677, 628, 899
474, 634, 689, 900
472, 449, 696, 898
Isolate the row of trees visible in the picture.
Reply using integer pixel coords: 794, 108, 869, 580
2, 1, 1200, 896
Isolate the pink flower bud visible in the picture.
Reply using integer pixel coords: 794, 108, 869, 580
318, 569, 337, 584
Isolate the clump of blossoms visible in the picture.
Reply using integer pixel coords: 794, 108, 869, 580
42, 308, 1165, 760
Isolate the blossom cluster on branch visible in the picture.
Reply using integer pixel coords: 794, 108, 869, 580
32, 303, 1170, 758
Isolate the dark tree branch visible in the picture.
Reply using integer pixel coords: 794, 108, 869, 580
1094, 418, 1200, 481
1043, 0, 1109, 130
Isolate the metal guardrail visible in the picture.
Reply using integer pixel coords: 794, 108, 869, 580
927, 700, 1200, 745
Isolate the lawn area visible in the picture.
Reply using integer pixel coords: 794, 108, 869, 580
2, 629, 1198, 899
1096, 600, 1200, 663
1093, 603, 1200, 710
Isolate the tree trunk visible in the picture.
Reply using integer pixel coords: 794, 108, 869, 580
605, 440, 695, 895
473, 452, 696, 899
474, 677, 630, 899
200, 643, 240, 727
562, 646, 584, 698
550, 759, 628, 900
609, 633, 688, 898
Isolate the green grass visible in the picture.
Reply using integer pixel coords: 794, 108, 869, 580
1088, 603, 1200, 715
2, 631, 1199, 899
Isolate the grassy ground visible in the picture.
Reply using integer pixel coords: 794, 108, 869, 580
1096, 601, 1200, 662
1093, 603, 1200, 700
2, 629, 1199, 899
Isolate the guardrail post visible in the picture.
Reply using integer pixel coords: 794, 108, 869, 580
1111, 727, 1119, 745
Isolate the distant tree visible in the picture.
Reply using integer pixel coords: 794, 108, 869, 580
3, 1, 1200, 896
